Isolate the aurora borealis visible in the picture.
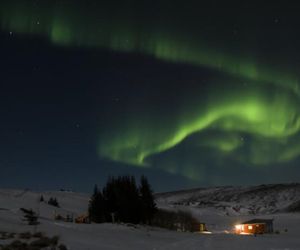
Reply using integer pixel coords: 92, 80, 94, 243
1, 0, 299, 94
1, 0, 300, 190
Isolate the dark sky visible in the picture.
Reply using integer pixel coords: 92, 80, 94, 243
1, 0, 300, 192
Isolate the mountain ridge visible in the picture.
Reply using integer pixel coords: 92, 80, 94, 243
155, 183, 300, 215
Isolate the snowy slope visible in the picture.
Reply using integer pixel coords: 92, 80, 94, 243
0, 189, 89, 218
0, 186, 300, 250
155, 183, 300, 215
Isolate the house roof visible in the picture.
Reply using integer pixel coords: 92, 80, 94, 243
241, 219, 274, 224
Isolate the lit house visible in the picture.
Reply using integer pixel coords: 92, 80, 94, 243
235, 219, 274, 235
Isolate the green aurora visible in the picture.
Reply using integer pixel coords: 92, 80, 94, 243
98, 82, 300, 176
2, 0, 300, 181
0, 0, 299, 95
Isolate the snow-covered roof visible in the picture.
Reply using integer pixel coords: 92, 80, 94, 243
241, 219, 273, 224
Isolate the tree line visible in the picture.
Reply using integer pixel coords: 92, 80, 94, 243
88, 175, 157, 224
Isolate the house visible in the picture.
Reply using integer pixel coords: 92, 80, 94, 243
75, 214, 90, 224
235, 219, 274, 235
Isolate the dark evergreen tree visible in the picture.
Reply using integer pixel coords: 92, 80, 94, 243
88, 185, 105, 223
48, 197, 60, 207
20, 208, 39, 225
39, 195, 44, 202
102, 177, 118, 222
89, 175, 156, 224
139, 175, 157, 224
114, 175, 141, 223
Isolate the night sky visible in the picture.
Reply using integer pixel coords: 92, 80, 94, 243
1, 0, 300, 192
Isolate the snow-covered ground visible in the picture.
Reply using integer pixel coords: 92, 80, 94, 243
156, 183, 300, 215
0, 188, 300, 250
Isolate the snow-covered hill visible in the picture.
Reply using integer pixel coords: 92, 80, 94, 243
0, 186, 300, 249
156, 183, 300, 215
0, 189, 89, 220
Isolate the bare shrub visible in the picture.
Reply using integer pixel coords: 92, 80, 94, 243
152, 209, 199, 232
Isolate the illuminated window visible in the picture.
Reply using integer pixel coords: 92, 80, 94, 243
248, 225, 253, 230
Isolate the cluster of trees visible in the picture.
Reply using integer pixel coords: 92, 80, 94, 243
152, 209, 200, 232
39, 195, 60, 207
20, 208, 39, 225
47, 197, 60, 207
89, 175, 157, 224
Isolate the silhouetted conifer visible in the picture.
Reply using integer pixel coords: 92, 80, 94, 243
88, 185, 105, 223
20, 208, 39, 225
39, 195, 44, 202
89, 175, 156, 224
48, 197, 59, 207
139, 175, 157, 224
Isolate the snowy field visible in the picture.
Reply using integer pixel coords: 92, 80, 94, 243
0, 189, 299, 250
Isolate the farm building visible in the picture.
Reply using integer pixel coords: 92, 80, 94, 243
75, 214, 90, 224
235, 219, 274, 235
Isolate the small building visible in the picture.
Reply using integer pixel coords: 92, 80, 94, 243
75, 214, 90, 224
199, 223, 207, 232
235, 219, 274, 235
191, 222, 208, 233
